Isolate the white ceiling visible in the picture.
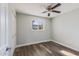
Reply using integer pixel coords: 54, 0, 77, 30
10, 3, 79, 18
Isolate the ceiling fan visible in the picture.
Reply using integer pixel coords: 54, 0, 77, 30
42, 3, 61, 16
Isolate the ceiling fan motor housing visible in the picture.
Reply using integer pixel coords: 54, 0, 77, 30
48, 13, 50, 16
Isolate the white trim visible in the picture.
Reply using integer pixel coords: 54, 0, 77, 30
11, 47, 15, 56
16, 39, 79, 52
16, 40, 51, 48
51, 40, 79, 52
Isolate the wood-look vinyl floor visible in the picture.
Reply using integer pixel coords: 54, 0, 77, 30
14, 41, 79, 56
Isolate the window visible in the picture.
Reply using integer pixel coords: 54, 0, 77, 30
32, 19, 44, 30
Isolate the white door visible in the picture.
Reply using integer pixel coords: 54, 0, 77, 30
6, 5, 16, 56
0, 4, 7, 56
5, 4, 16, 56
0, 3, 16, 56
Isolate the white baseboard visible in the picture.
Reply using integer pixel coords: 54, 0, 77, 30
16, 39, 79, 52
16, 40, 51, 48
51, 40, 79, 52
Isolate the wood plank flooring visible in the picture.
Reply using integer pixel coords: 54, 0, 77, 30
14, 41, 79, 56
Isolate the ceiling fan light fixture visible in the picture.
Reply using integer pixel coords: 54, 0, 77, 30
48, 13, 50, 16
42, 3, 61, 16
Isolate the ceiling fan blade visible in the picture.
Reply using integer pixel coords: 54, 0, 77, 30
52, 10, 61, 13
48, 13, 50, 16
47, 3, 54, 10
42, 11, 48, 13
47, 3, 54, 8
48, 4, 53, 8
51, 3, 61, 9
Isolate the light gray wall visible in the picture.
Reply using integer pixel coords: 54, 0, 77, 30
51, 8, 79, 51
16, 13, 52, 45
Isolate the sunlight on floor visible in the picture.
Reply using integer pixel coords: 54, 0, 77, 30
60, 50, 76, 56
